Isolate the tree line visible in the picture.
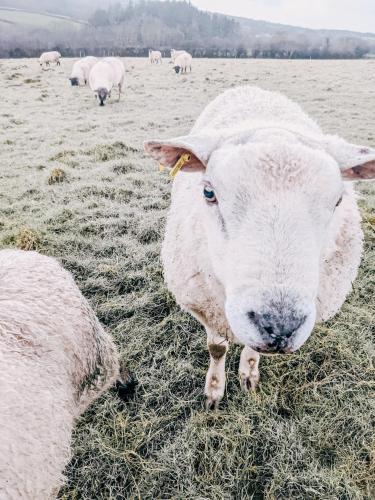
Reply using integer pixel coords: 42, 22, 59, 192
0, 0, 373, 59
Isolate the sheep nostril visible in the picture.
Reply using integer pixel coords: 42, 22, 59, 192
264, 326, 274, 336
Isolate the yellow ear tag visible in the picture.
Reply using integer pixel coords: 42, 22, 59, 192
169, 153, 191, 178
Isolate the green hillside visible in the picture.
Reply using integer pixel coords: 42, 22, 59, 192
0, 8, 86, 30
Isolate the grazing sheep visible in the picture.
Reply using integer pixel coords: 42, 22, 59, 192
0, 249, 124, 499
173, 52, 192, 74
170, 49, 187, 63
39, 51, 61, 68
89, 57, 125, 106
69, 56, 98, 86
145, 85, 375, 409
149, 49, 162, 64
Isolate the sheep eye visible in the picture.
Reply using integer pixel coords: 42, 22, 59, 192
335, 196, 343, 208
203, 186, 216, 203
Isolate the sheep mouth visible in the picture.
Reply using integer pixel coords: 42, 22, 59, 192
97, 88, 108, 106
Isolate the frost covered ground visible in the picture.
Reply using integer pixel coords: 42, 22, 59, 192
1, 57, 375, 499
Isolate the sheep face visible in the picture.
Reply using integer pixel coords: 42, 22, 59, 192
174, 66, 181, 74
145, 133, 375, 354
96, 87, 109, 106
201, 143, 341, 354
70, 77, 79, 86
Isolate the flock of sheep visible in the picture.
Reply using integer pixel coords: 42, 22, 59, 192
39, 49, 193, 107
2, 49, 375, 499
149, 49, 194, 72
148, 48, 193, 72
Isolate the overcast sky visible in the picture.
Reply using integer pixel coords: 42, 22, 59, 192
191, 0, 375, 33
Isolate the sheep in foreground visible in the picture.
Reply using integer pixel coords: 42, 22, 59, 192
149, 50, 162, 64
0, 249, 124, 499
145, 85, 375, 409
69, 56, 98, 86
89, 57, 125, 106
39, 51, 61, 68
173, 52, 192, 74
170, 49, 186, 63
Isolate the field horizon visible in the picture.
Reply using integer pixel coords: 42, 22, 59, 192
1, 57, 374, 499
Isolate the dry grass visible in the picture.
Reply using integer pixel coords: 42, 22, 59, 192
1, 57, 375, 499
48, 167, 67, 185
16, 227, 41, 251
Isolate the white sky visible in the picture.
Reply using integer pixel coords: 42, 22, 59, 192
191, 0, 375, 33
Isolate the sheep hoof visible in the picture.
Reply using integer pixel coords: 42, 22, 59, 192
205, 396, 220, 411
115, 371, 137, 401
239, 372, 259, 393
204, 372, 225, 410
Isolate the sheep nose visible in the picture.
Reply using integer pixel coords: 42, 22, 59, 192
247, 309, 307, 352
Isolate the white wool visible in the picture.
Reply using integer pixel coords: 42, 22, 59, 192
149, 50, 162, 63
70, 56, 97, 85
170, 49, 187, 62
89, 58, 125, 94
39, 51, 61, 66
0, 250, 119, 499
174, 52, 192, 73
103, 57, 125, 87
89, 60, 115, 92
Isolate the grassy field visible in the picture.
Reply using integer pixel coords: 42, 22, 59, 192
1, 57, 375, 499
0, 8, 85, 29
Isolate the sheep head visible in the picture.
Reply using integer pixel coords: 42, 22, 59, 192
145, 130, 375, 353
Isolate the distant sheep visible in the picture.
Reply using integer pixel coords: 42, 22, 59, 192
173, 52, 192, 74
89, 57, 125, 106
145, 85, 375, 409
69, 56, 98, 86
0, 249, 124, 499
149, 50, 162, 64
170, 49, 186, 63
39, 51, 61, 68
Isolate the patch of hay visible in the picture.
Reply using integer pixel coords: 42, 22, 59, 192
24, 78, 40, 84
50, 150, 76, 163
16, 227, 41, 251
85, 142, 139, 162
48, 168, 67, 185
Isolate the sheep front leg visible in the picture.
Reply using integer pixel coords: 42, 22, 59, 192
205, 331, 229, 410
239, 346, 260, 392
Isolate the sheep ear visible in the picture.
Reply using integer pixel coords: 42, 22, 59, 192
341, 160, 375, 180
323, 135, 375, 181
144, 133, 221, 173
